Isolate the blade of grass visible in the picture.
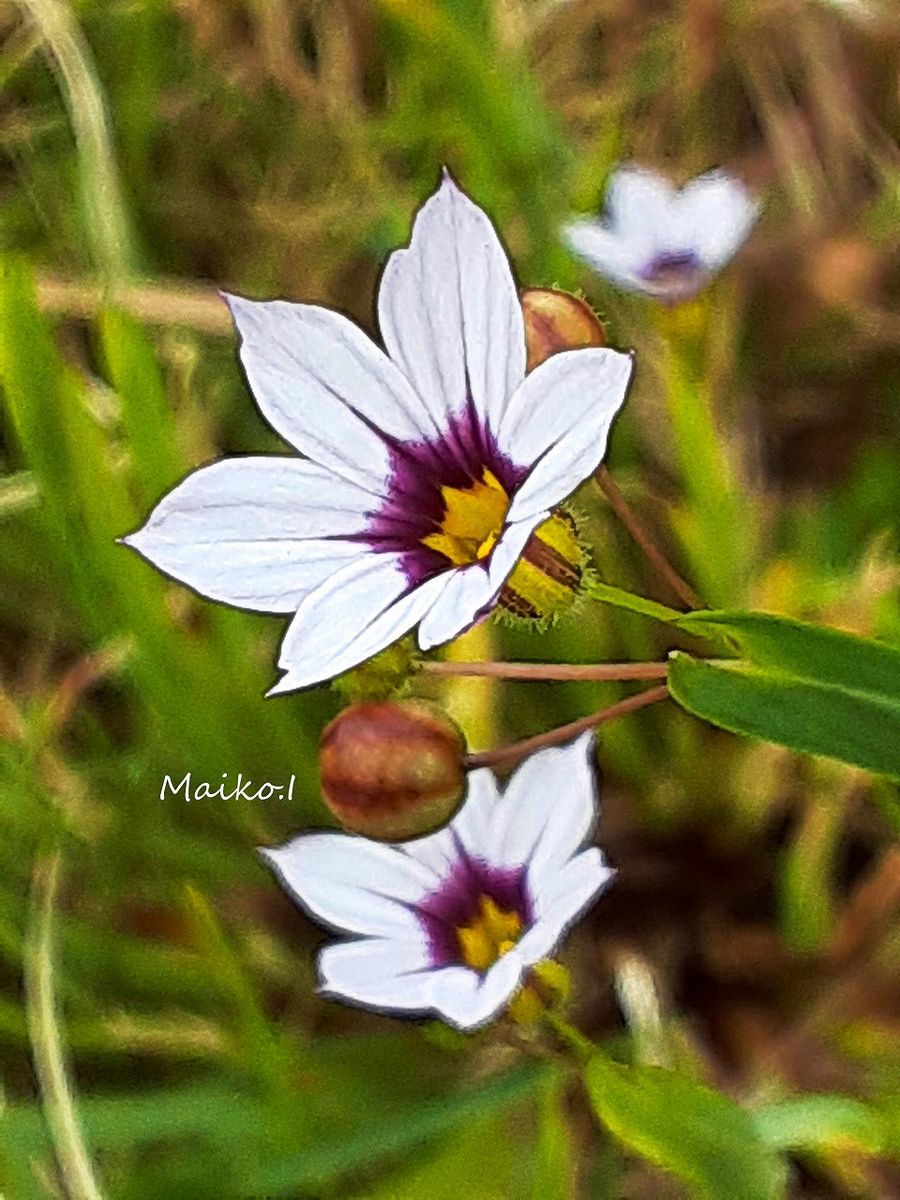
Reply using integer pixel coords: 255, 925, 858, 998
24, 848, 105, 1200
17, 0, 136, 278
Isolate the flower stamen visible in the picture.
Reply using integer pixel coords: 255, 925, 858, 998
422, 469, 510, 567
456, 894, 523, 972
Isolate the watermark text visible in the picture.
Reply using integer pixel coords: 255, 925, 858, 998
160, 772, 296, 803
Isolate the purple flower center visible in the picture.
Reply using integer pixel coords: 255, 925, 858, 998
416, 836, 533, 970
639, 249, 704, 296
365, 398, 528, 586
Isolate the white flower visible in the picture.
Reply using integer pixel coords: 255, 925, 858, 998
564, 164, 759, 301
122, 173, 633, 693
263, 733, 613, 1030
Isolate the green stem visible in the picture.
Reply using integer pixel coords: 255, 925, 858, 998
658, 330, 753, 606
585, 580, 685, 627
544, 1011, 595, 1064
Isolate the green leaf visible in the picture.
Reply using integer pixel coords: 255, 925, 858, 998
751, 1095, 885, 1157
584, 1055, 787, 1200
349, 1109, 525, 1200
668, 612, 900, 779
243, 1062, 550, 1197
668, 656, 900, 780
677, 611, 900, 699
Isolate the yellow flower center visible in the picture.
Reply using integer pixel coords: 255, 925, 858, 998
456, 895, 523, 972
422, 470, 510, 566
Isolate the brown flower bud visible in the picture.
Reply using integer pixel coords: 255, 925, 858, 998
319, 701, 466, 841
521, 287, 606, 372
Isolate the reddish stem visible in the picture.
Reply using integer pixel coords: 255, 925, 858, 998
421, 660, 669, 682
595, 466, 702, 610
464, 684, 670, 771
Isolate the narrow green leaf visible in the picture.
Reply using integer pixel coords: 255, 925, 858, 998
585, 580, 684, 626
677, 610, 900, 699
24, 851, 104, 1200
667, 654, 900, 779
751, 1095, 885, 1157
99, 307, 183, 508
584, 1055, 787, 1200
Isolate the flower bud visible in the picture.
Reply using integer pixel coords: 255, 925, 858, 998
331, 638, 415, 703
319, 701, 466, 841
498, 507, 589, 624
521, 287, 606, 372
507, 959, 571, 1024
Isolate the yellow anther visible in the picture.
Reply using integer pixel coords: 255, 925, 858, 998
456, 895, 522, 972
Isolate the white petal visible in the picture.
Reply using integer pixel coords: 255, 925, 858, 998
122, 457, 372, 612
226, 295, 421, 494
395, 821, 460, 878
416, 512, 545, 651
501, 347, 633, 522
522, 847, 615, 963
262, 832, 438, 938
534, 846, 615, 918
450, 767, 502, 858
672, 171, 759, 271
318, 937, 435, 1013
605, 164, 677, 245
428, 951, 524, 1030
269, 555, 449, 693
378, 173, 526, 433
488, 734, 598, 876
402, 771, 500, 870
396, 766, 501, 877
563, 220, 648, 292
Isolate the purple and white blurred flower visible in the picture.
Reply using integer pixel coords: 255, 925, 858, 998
263, 734, 613, 1030
122, 174, 633, 693
564, 164, 759, 302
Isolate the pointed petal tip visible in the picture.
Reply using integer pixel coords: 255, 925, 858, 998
573, 728, 597, 753
264, 675, 294, 699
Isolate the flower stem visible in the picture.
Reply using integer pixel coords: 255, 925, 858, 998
421, 660, 669, 682
463, 684, 669, 770
594, 466, 702, 610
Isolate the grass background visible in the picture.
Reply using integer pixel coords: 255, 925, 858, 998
0, 0, 898, 1196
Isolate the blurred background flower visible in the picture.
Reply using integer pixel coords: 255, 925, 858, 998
563, 164, 759, 300
0, 1, 898, 1197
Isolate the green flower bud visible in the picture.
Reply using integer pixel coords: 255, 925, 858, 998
330, 638, 415, 703
319, 701, 466, 841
